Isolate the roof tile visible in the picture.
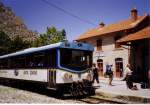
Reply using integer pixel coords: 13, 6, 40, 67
76, 14, 148, 40
117, 26, 150, 43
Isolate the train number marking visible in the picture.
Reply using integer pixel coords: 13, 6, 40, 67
23, 71, 37, 75
30, 71, 37, 75
23, 71, 29, 75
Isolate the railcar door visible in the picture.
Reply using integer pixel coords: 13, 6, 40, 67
48, 69, 56, 89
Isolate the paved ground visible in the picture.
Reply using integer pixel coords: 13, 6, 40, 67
93, 77, 150, 103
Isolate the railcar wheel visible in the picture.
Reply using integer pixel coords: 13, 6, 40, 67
56, 87, 64, 99
82, 79, 95, 95
70, 82, 78, 98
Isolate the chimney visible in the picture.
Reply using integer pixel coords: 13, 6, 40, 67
130, 7, 138, 21
99, 22, 105, 28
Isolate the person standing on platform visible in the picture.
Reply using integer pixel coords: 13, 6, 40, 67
123, 64, 138, 90
124, 64, 133, 89
92, 63, 99, 84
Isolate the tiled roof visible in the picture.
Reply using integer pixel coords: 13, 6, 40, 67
76, 14, 148, 40
117, 26, 150, 43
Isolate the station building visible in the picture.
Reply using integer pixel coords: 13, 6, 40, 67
118, 26, 150, 83
76, 8, 150, 78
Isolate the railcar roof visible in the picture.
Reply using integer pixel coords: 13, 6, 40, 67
0, 41, 94, 59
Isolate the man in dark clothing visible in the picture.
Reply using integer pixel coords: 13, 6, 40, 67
92, 63, 99, 84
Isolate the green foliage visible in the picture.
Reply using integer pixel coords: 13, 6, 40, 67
0, 31, 11, 46
33, 26, 66, 47
0, 26, 67, 55
10, 35, 31, 52
0, 31, 31, 56
0, 31, 11, 55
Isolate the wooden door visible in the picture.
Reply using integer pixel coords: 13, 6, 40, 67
97, 59, 103, 77
115, 58, 123, 78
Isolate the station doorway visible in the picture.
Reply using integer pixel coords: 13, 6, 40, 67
97, 59, 103, 77
115, 58, 123, 78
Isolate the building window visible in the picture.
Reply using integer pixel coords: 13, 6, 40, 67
96, 39, 102, 51
115, 36, 121, 48
115, 58, 123, 77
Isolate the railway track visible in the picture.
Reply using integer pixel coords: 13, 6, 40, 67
78, 96, 125, 104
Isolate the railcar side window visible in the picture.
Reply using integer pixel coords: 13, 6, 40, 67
26, 54, 34, 68
0, 49, 57, 69
16, 57, 26, 68
48, 49, 57, 68
0, 59, 8, 69
44, 49, 57, 68
0, 59, 2, 69
34, 54, 45, 68
10, 57, 19, 69
9, 58, 13, 68
25, 49, 57, 68
0, 60, 1, 69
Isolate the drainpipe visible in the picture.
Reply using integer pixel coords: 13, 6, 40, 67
127, 42, 132, 68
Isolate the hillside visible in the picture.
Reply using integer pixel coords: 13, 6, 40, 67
0, 2, 38, 42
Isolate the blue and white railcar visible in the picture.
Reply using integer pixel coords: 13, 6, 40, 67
0, 41, 94, 96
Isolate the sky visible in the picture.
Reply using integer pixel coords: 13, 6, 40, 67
1, 0, 150, 41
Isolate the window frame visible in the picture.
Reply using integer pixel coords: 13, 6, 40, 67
97, 59, 103, 71
96, 39, 102, 51
115, 58, 123, 72
59, 48, 93, 71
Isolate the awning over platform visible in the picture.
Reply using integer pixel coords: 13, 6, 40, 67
117, 26, 150, 43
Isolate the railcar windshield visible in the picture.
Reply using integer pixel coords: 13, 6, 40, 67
60, 48, 92, 71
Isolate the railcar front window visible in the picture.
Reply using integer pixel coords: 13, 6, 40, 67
60, 49, 92, 71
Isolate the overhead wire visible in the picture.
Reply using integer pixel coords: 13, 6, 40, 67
41, 0, 96, 26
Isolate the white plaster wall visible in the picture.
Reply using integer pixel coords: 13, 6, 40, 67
102, 36, 114, 51
84, 36, 129, 78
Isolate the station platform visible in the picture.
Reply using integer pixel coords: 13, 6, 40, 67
93, 77, 150, 104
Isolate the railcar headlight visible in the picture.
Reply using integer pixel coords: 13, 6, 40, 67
63, 73, 68, 79
63, 73, 72, 80
68, 74, 73, 79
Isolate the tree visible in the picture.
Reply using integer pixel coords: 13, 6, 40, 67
62, 29, 66, 39
10, 35, 31, 52
0, 31, 31, 55
0, 31, 11, 55
33, 26, 66, 47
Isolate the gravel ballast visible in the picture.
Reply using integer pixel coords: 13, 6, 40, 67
0, 85, 85, 104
